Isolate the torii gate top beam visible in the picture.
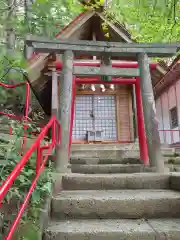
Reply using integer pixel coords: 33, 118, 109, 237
26, 35, 180, 58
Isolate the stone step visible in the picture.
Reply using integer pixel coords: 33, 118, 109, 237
44, 218, 180, 240
71, 150, 140, 159
70, 164, 155, 174
165, 156, 180, 164
70, 156, 180, 166
173, 166, 180, 172
70, 157, 142, 165
62, 173, 170, 190
51, 189, 180, 219
71, 143, 138, 151
71, 144, 178, 156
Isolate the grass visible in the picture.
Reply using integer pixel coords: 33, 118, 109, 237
13, 219, 41, 240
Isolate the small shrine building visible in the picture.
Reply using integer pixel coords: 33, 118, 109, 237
27, 7, 165, 144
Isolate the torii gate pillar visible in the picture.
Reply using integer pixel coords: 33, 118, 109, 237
55, 50, 74, 172
138, 53, 164, 172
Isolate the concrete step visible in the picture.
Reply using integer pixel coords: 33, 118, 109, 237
162, 148, 176, 157
71, 144, 178, 157
70, 164, 156, 174
44, 218, 180, 240
51, 189, 180, 219
165, 156, 180, 164
70, 157, 142, 165
71, 143, 138, 151
62, 173, 170, 190
173, 166, 180, 172
71, 150, 140, 160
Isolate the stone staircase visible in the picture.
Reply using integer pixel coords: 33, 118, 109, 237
43, 147, 180, 239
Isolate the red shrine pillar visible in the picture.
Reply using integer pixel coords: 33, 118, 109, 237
135, 78, 149, 165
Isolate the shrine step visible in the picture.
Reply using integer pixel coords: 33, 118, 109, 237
44, 218, 180, 240
61, 173, 170, 190
71, 149, 140, 160
70, 164, 155, 174
51, 189, 180, 219
70, 157, 142, 165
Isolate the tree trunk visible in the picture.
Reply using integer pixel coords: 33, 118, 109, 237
24, 0, 33, 58
6, 0, 16, 83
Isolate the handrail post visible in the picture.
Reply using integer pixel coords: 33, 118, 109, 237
21, 83, 30, 154
20, 124, 28, 155
25, 83, 30, 118
36, 146, 42, 175
52, 120, 56, 147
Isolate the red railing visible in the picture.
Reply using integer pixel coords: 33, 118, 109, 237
159, 129, 180, 147
0, 81, 31, 153
0, 81, 30, 119
0, 116, 61, 240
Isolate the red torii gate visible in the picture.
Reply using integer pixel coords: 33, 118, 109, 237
27, 36, 179, 172
54, 60, 158, 165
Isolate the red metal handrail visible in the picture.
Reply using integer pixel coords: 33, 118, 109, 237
0, 81, 31, 153
0, 82, 30, 119
0, 116, 61, 240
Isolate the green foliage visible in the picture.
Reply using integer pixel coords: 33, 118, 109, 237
0, 118, 53, 238
108, 0, 180, 43
83, 0, 105, 10
24, 0, 82, 37
101, 22, 110, 38
13, 220, 40, 240
0, 119, 52, 205
0, 0, 83, 108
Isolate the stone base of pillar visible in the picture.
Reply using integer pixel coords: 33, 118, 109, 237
53, 144, 71, 194
54, 144, 70, 173
151, 137, 165, 173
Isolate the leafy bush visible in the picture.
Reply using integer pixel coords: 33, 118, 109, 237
0, 118, 53, 238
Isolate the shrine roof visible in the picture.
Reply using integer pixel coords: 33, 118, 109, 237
154, 54, 180, 98
25, 6, 178, 113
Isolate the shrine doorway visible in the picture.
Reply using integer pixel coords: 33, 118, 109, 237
72, 95, 117, 142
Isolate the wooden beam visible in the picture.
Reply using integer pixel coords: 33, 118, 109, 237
32, 42, 177, 58
73, 66, 139, 77
26, 35, 179, 57
26, 35, 180, 49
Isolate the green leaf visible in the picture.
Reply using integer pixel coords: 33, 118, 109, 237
24, 169, 34, 176
31, 190, 41, 203
18, 175, 26, 183
42, 182, 52, 193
